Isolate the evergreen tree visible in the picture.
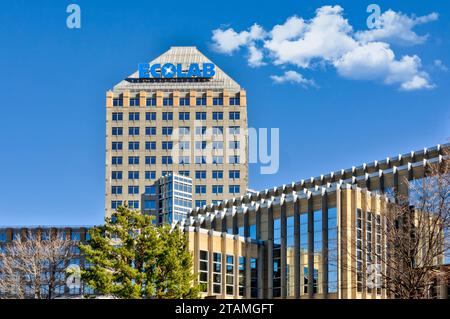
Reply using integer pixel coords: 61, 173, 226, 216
79, 206, 199, 299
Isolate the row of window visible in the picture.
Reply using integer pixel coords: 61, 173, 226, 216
112, 170, 240, 181
111, 184, 241, 196
111, 155, 242, 165
112, 111, 241, 122
112, 141, 241, 152
0, 230, 85, 242
113, 97, 240, 107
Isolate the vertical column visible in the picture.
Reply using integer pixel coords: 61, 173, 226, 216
244, 210, 250, 238
239, 89, 247, 108
233, 211, 238, 235
223, 90, 230, 107
106, 91, 114, 108
307, 194, 314, 299
280, 203, 287, 298
267, 205, 274, 299
206, 90, 213, 106
173, 91, 180, 107
294, 199, 301, 298
322, 191, 329, 298
189, 90, 197, 107
156, 90, 163, 108
123, 90, 130, 108
139, 91, 147, 108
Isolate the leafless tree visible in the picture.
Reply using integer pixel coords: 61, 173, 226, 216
0, 231, 78, 299
347, 149, 449, 299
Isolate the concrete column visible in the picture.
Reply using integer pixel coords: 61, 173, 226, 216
307, 195, 314, 299
322, 192, 329, 298
280, 203, 287, 298
267, 205, 274, 299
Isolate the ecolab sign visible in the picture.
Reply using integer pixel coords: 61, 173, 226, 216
138, 63, 216, 79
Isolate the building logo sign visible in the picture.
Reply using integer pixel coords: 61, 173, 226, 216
138, 63, 216, 79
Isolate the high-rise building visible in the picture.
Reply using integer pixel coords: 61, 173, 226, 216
105, 47, 248, 218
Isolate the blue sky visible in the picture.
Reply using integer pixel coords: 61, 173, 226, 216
0, 0, 448, 226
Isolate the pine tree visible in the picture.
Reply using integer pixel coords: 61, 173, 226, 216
79, 206, 199, 299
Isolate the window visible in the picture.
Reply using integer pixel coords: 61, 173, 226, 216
145, 171, 156, 180
195, 200, 206, 208
212, 112, 223, 120
196, 112, 207, 121
212, 170, 223, 179
179, 97, 190, 106
179, 112, 190, 121
179, 127, 190, 136
179, 141, 190, 150
129, 98, 139, 107
313, 210, 322, 294
195, 170, 206, 179
195, 141, 207, 150
328, 207, 338, 294
229, 126, 240, 135
199, 250, 208, 292
196, 97, 206, 106
287, 216, 295, 297
356, 209, 363, 293
112, 171, 122, 180
111, 200, 122, 209
195, 185, 206, 194
0, 231, 7, 242
226, 255, 234, 295
229, 97, 240, 106
162, 112, 173, 121
145, 156, 156, 165
229, 170, 240, 179
146, 98, 156, 107
145, 142, 156, 151
162, 127, 173, 136
128, 141, 139, 151
366, 211, 373, 294
213, 252, 222, 294
71, 231, 81, 241
146, 127, 157, 136
229, 156, 240, 164
179, 156, 190, 164
229, 185, 240, 194
229, 141, 240, 150
128, 156, 139, 165
195, 156, 207, 164
229, 112, 240, 120
251, 258, 258, 298
113, 98, 123, 107
162, 156, 173, 165
112, 112, 123, 121
128, 127, 139, 136
162, 141, 173, 150
213, 97, 223, 106
212, 141, 223, 150
146, 112, 156, 121
128, 200, 139, 209
163, 98, 173, 106
128, 186, 139, 195
300, 212, 308, 295
239, 256, 245, 297
128, 171, 139, 180
144, 200, 156, 210
212, 185, 223, 195
112, 142, 122, 151
178, 170, 190, 177
129, 112, 140, 121
212, 126, 223, 135
144, 185, 156, 195
112, 156, 123, 165
195, 126, 207, 135
273, 218, 281, 297
212, 156, 223, 164
112, 127, 123, 136
111, 186, 122, 195
250, 224, 257, 240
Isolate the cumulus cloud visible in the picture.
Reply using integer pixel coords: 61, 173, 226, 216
271, 70, 315, 87
211, 23, 266, 55
356, 10, 438, 45
210, 5, 438, 90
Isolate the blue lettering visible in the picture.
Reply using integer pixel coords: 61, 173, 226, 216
176, 64, 187, 78
203, 63, 216, 78
150, 63, 161, 78
138, 63, 150, 78
161, 63, 176, 78
187, 63, 201, 78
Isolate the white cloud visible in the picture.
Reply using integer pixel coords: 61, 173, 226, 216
356, 10, 438, 45
434, 59, 448, 71
210, 5, 438, 91
247, 45, 265, 67
334, 42, 433, 90
270, 70, 315, 87
211, 23, 266, 55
